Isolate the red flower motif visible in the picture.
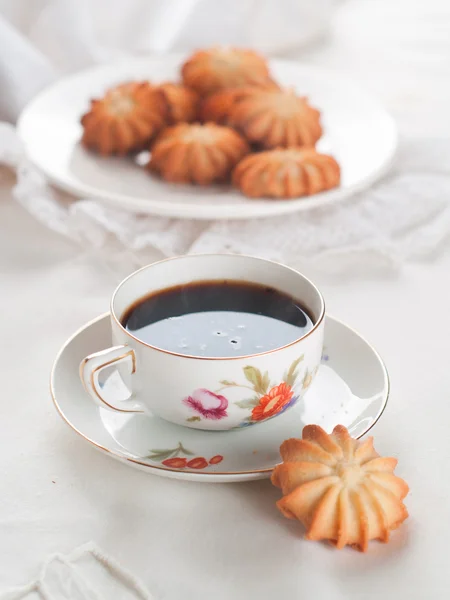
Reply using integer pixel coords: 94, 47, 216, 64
251, 382, 294, 422
184, 388, 228, 420
187, 457, 208, 469
209, 455, 224, 465
162, 457, 187, 468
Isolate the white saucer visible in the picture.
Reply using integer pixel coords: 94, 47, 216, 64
18, 55, 397, 220
50, 314, 389, 483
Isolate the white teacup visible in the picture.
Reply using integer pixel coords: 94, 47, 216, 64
80, 254, 325, 431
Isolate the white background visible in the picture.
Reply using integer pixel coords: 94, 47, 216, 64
1, 0, 450, 597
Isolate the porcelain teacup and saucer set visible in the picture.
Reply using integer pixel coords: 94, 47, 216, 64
51, 255, 389, 483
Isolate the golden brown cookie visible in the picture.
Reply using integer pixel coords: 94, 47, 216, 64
181, 47, 271, 96
155, 82, 199, 124
233, 148, 340, 199
148, 123, 249, 185
199, 80, 280, 125
272, 425, 409, 551
199, 88, 248, 125
228, 87, 322, 149
81, 82, 168, 155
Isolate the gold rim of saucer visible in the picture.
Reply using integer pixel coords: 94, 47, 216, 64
49, 313, 390, 477
110, 254, 326, 361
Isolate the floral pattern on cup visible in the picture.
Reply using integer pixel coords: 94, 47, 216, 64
251, 382, 295, 421
223, 354, 316, 426
182, 353, 323, 427
146, 442, 223, 470
302, 368, 317, 391
231, 356, 305, 425
321, 347, 330, 362
184, 389, 228, 421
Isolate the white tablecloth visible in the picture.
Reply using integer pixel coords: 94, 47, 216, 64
1, 1, 450, 597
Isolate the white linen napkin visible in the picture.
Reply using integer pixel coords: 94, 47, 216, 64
3, 121, 450, 280
0, 543, 153, 600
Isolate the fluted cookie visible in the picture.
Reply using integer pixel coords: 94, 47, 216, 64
272, 425, 409, 551
81, 82, 167, 155
148, 122, 249, 185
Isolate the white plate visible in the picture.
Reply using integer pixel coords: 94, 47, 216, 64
18, 55, 397, 220
50, 314, 389, 483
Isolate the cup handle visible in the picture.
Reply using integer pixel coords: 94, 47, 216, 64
79, 345, 145, 413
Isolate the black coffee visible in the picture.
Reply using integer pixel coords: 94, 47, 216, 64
121, 280, 314, 358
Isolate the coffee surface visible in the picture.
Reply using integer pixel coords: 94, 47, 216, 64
121, 280, 314, 357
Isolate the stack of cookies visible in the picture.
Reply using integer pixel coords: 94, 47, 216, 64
81, 47, 340, 200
